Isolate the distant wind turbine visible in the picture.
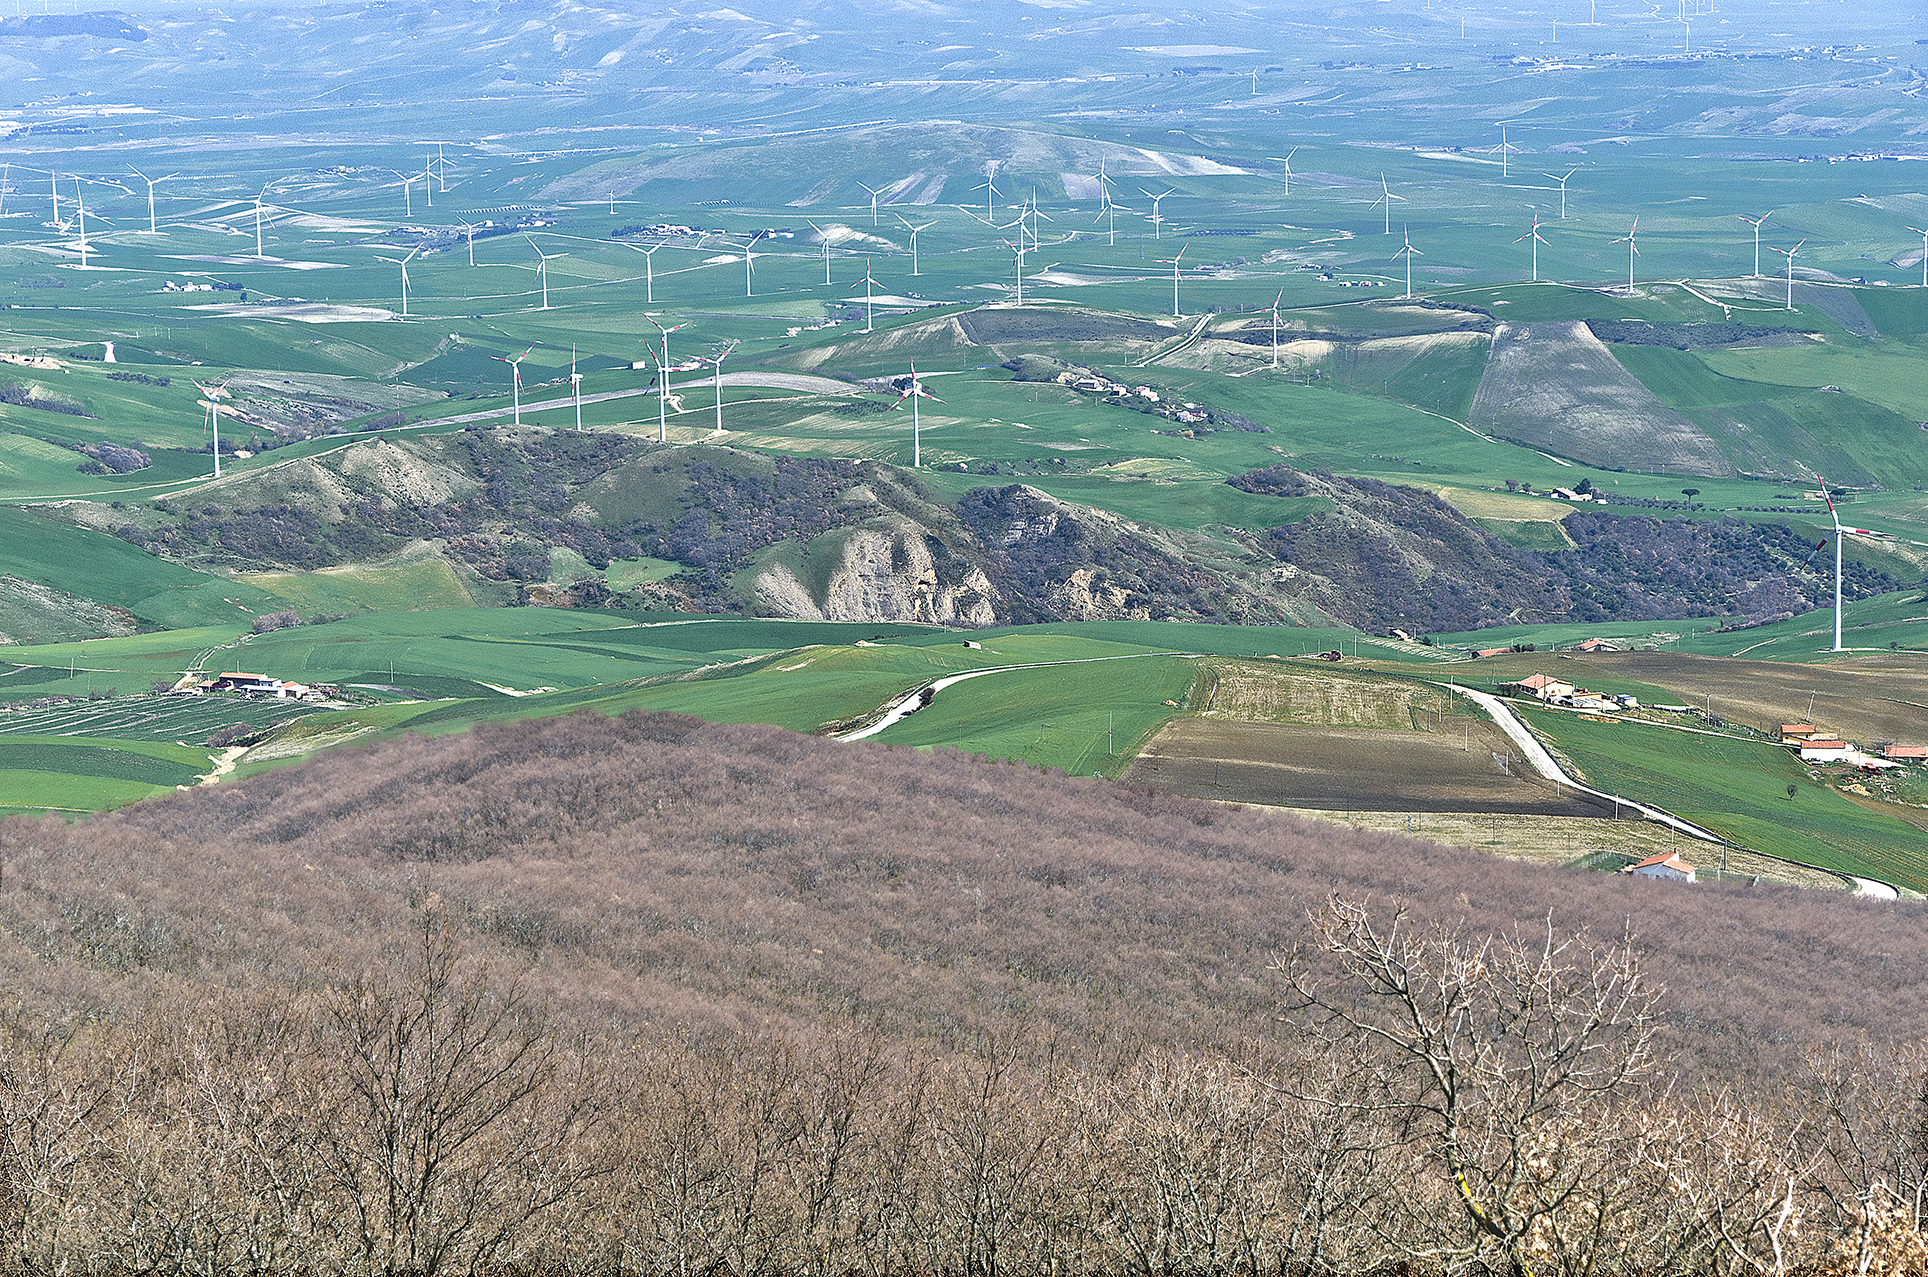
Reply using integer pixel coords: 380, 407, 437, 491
1768, 239, 1805, 311
253, 182, 278, 258
1817, 475, 1844, 651
525, 235, 565, 309
1370, 174, 1406, 235
860, 256, 880, 330
708, 339, 740, 434
624, 239, 667, 302
1393, 224, 1423, 298
374, 246, 420, 316
1548, 167, 1578, 219
48, 169, 61, 230
1269, 147, 1300, 196
460, 220, 477, 267
1095, 157, 1115, 209
1139, 187, 1176, 239
1093, 201, 1131, 247
396, 171, 416, 219
976, 162, 1001, 222
489, 345, 536, 426
890, 362, 943, 468
1611, 216, 1641, 292
74, 196, 91, 268
1495, 123, 1521, 178
808, 221, 834, 284
858, 181, 884, 226
570, 344, 582, 430
644, 315, 689, 442
1514, 213, 1549, 282
423, 154, 433, 209
896, 215, 934, 276
192, 379, 230, 478
740, 229, 762, 297
1909, 226, 1928, 287
1737, 210, 1774, 277
1001, 238, 1026, 306
128, 166, 179, 234
1157, 244, 1186, 316
1270, 288, 1284, 369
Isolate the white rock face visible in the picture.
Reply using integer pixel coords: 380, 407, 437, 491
755, 527, 999, 625
1048, 567, 1147, 622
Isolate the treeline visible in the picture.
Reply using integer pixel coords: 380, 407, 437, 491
0, 903, 1920, 1277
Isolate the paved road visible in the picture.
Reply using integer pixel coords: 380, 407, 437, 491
838, 651, 1199, 743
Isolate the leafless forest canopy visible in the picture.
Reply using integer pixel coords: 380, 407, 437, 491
0, 710, 1925, 1275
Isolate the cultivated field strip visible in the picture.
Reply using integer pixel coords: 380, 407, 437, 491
0, 696, 324, 741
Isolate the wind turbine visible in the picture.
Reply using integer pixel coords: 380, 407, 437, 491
48, 169, 61, 230
525, 235, 565, 309
1370, 175, 1406, 235
624, 239, 667, 302
740, 229, 762, 297
1611, 217, 1641, 292
128, 167, 179, 234
644, 315, 688, 442
489, 345, 535, 426
1768, 239, 1805, 311
1514, 213, 1549, 282
1495, 123, 1521, 178
1139, 187, 1176, 239
808, 221, 833, 284
1028, 199, 1054, 251
897, 215, 934, 276
1268, 147, 1300, 196
1000, 238, 1026, 306
859, 256, 880, 330
422, 154, 433, 209
1269, 287, 1283, 369
459, 221, 477, 267
398, 172, 415, 219
708, 339, 740, 434
74, 196, 91, 268
436, 143, 448, 193
1737, 210, 1774, 277
890, 362, 944, 468
192, 379, 230, 478
1817, 476, 1844, 652
374, 246, 419, 316
1909, 226, 1928, 288
1157, 244, 1186, 316
1095, 157, 1115, 209
858, 181, 884, 226
570, 344, 582, 430
1548, 168, 1578, 219
975, 163, 1001, 222
1093, 201, 1131, 247
1393, 224, 1423, 298
253, 182, 276, 258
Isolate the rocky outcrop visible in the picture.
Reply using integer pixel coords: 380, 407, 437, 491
755, 527, 999, 625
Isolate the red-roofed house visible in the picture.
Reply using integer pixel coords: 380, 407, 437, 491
1499, 674, 1575, 701
1797, 739, 1853, 763
1574, 637, 1619, 653
1884, 745, 1928, 763
1780, 724, 1823, 742
1624, 852, 1697, 883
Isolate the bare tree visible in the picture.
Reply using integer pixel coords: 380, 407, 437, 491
1278, 897, 1667, 1277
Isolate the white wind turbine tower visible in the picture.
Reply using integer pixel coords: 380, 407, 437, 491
859, 256, 880, 330
374, 246, 419, 317
808, 221, 834, 284
1393, 224, 1423, 298
1495, 123, 1520, 178
708, 339, 740, 434
1768, 239, 1805, 311
1370, 174, 1406, 234
398, 172, 415, 219
858, 181, 884, 226
489, 345, 535, 426
1000, 238, 1026, 306
975, 163, 1001, 222
436, 143, 448, 193
128, 167, 179, 234
459, 221, 477, 267
644, 315, 688, 443
74, 195, 91, 268
1093, 200, 1131, 247
1139, 187, 1176, 239
192, 379, 230, 478
0, 162, 9, 216
1908, 226, 1928, 287
1515, 213, 1549, 282
524, 235, 564, 309
1270, 288, 1283, 369
890, 362, 944, 468
253, 182, 276, 257
740, 230, 762, 297
624, 239, 667, 302
1816, 475, 1844, 651
1095, 157, 1115, 210
48, 169, 62, 230
1268, 147, 1300, 196
1611, 217, 1641, 292
1737, 210, 1773, 276
570, 344, 582, 430
1548, 168, 1578, 219
897, 215, 933, 275
1028, 198, 1053, 251
1156, 244, 1186, 316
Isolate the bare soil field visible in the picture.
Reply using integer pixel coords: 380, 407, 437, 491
1123, 717, 1609, 815
1189, 660, 1454, 730
1476, 651, 1928, 747
1276, 808, 1853, 892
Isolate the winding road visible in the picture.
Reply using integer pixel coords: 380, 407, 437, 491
836, 651, 1198, 743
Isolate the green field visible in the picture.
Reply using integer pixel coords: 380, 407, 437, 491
1526, 709, 1928, 892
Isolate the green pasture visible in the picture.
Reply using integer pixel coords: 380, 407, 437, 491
1525, 709, 1928, 892
0, 508, 274, 628
238, 557, 475, 614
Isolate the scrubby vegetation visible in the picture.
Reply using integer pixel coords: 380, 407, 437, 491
0, 711, 1923, 1274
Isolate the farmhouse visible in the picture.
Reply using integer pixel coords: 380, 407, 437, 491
1883, 745, 1928, 763
207, 672, 316, 700
1624, 851, 1697, 883
1573, 637, 1619, 652
1780, 724, 1824, 742
1499, 673, 1575, 701
1797, 739, 1853, 763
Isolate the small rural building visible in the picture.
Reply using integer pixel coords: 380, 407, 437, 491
209, 672, 314, 700
1797, 739, 1853, 764
1473, 647, 1511, 658
1573, 637, 1619, 652
1883, 744, 1928, 764
1624, 852, 1697, 883
1780, 724, 1823, 743
1500, 673, 1575, 701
